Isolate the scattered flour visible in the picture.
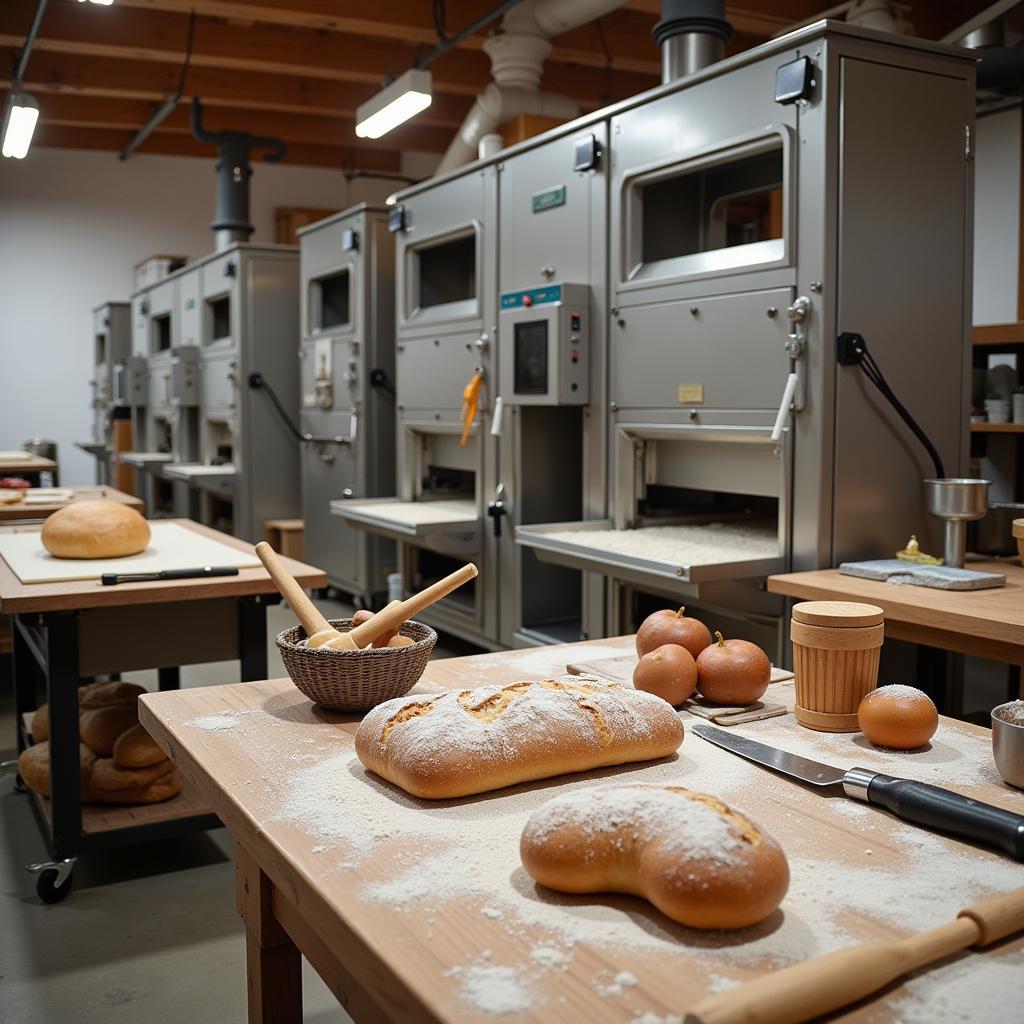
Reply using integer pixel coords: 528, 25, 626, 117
188, 714, 240, 731
888, 954, 1020, 1023
529, 945, 570, 970
480, 906, 504, 920
595, 969, 640, 997
993, 699, 1024, 727
706, 973, 740, 994
452, 963, 534, 1015
632, 1013, 683, 1024
615, 971, 638, 988
348, 498, 476, 526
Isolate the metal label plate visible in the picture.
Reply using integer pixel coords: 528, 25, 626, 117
532, 185, 567, 214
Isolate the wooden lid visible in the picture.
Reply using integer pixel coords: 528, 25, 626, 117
792, 601, 884, 627
1013, 518, 1024, 540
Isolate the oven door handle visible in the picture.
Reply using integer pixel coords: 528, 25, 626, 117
771, 372, 799, 442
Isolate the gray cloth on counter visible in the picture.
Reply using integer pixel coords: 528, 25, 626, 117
838, 559, 1006, 590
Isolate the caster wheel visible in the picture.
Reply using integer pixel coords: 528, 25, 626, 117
14, 774, 28, 793
36, 868, 73, 904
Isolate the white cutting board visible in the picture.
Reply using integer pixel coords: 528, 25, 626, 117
0, 522, 261, 584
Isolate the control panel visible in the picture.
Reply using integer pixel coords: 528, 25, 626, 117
170, 346, 200, 407
113, 356, 147, 407
498, 283, 590, 405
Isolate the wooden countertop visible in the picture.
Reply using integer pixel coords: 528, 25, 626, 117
0, 453, 57, 475
0, 518, 326, 613
768, 561, 1024, 664
0, 485, 143, 522
140, 637, 1023, 1023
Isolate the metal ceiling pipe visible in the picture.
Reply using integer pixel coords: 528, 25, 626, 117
652, 0, 732, 83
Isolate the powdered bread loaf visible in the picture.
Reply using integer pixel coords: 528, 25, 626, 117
355, 678, 684, 799
18, 742, 97, 798
113, 723, 167, 768
79, 704, 139, 756
41, 500, 150, 559
520, 783, 789, 930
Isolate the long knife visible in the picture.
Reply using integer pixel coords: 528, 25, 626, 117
692, 723, 1024, 861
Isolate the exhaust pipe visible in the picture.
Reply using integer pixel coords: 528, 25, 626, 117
653, 0, 732, 83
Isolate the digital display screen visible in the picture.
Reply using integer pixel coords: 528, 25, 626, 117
514, 320, 548, 395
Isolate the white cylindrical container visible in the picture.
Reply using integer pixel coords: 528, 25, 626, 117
387, 572, 404, 603
1013, 392, 1024, 424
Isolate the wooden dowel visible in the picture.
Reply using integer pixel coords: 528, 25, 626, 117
255, 542, 333, 640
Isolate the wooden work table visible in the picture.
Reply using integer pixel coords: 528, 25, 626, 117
3, 519, 326, 898
141, 637, 1022, 1024
0, 453, 57, 479
768, 561, 1024, 677
0, 485, 142, 522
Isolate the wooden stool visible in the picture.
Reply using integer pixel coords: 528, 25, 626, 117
264, 519, 304, 561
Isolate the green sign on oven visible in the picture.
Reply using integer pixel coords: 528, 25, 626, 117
532, 185, 566, 213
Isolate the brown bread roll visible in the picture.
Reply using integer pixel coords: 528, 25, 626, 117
79, 704, 139, 756
520, 783, 789, 930
41, 500, 150, 559
90, 756, 176, 793
78, 681, 146, 710
88, 765, 182, 804
113, 723, 167, 768
355, 678, 684, 799
18, 742, 97, 798
30, 704, 49, 742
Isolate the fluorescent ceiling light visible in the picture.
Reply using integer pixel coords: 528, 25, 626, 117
78, 0, 115, 5
2, 93, 39, 160
355, 68, 432, 139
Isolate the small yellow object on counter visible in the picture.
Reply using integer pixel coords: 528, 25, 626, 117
896, 534, 942, 564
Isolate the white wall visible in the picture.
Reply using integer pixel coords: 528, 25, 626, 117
973, 107, 1020, 325
0, 146, 436, 484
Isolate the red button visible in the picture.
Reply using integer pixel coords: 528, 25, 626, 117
523, 295, 532, 307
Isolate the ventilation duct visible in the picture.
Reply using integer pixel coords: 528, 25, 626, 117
652, 0, 732, 83
435, 0, 627, 176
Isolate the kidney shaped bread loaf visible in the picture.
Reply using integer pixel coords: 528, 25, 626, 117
355, 678, 684, 799
520, 783, 789, 930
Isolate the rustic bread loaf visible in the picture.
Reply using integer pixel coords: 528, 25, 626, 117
90, 756, 176, 793
88, 764, 182, 804
79, 704, 139, 756
41, 500, 150, 559
78, 681, 146, 709
355, 678, 684, 799
520, 783, 789, 930
113, 723, 167, 768
30, 704, 49, 742
18, 742, 97, 798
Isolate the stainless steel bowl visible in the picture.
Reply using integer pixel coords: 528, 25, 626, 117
923, 478, 991, 520
991, 701, 1024, 789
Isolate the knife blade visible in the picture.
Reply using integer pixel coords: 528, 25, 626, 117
692, 722, 1024, 861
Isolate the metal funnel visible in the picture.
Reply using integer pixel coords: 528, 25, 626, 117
923, 478, 990, 567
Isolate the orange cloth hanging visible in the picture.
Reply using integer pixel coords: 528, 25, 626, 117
459, 371, 483, 447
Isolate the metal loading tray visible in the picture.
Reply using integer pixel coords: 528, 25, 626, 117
515, 519, 785, 587
75, 442, 110, 458
330, 497, 480, 556
163, 463, 237, 495
118, 451, 174, 473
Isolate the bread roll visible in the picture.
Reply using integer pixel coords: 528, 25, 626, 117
90, 756, 176, 793
41, 499, 150, 559
520, 783, 789, 930
355, 678, 684, 800
88, 764, 182, 804
18, 742, 97, 798
113, 723, 167, 768
78, 681, 146, 710
79, 704, 138, 756
30, 704, 49, 742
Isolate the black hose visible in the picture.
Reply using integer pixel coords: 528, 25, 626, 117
248, 373, 349, 445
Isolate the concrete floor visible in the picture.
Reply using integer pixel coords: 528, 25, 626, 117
0, 597, 474, 1024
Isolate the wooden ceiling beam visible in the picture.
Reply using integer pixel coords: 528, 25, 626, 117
0, 46, 474, 127
14, 92, 454, 153
29, 122, 403, 170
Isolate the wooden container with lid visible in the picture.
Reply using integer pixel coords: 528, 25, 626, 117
791, 601, 885, 732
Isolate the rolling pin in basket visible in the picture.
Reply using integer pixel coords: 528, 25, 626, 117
685, 885, 1024, 1024
255, 541, 477, 650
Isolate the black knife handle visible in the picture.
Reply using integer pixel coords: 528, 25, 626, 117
866, 774, 1024, 860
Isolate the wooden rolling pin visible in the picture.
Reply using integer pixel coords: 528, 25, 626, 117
255, 542, 477, 650
685, 886, 1024, 1024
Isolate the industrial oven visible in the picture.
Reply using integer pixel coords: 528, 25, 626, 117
301, 205, 397, 604
122, 244, 300, 539
517, 22, 974, 657
77, 302, 131, 486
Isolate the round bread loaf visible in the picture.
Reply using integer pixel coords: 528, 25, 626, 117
113, 723, 167, 768
78, 681, 146, 710
79, 704, 139, 756
41, 500, 150, 559
30, 704, 49, 742
18, 742, 97, 798
88, 763, 181, 804
520, 783, 789, 930
90, 756, 176, 793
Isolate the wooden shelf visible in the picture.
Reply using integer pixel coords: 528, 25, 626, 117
970, 422, 1024, 433
973, 322, 1024, 346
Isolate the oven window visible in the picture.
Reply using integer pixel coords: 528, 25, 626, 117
514, 320, 548, 395
316, 270, 350, 330
417, 234, 476, 309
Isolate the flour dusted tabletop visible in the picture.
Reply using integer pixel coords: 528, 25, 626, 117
140, 636, 1023, 1023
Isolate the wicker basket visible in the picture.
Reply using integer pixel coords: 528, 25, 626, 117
275, 618, 436, 712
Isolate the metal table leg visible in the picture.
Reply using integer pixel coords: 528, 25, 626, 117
44, 611, 82, 863
12, 614, 39, 756
158, 667, 181, 691
238, 596, 268, 682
